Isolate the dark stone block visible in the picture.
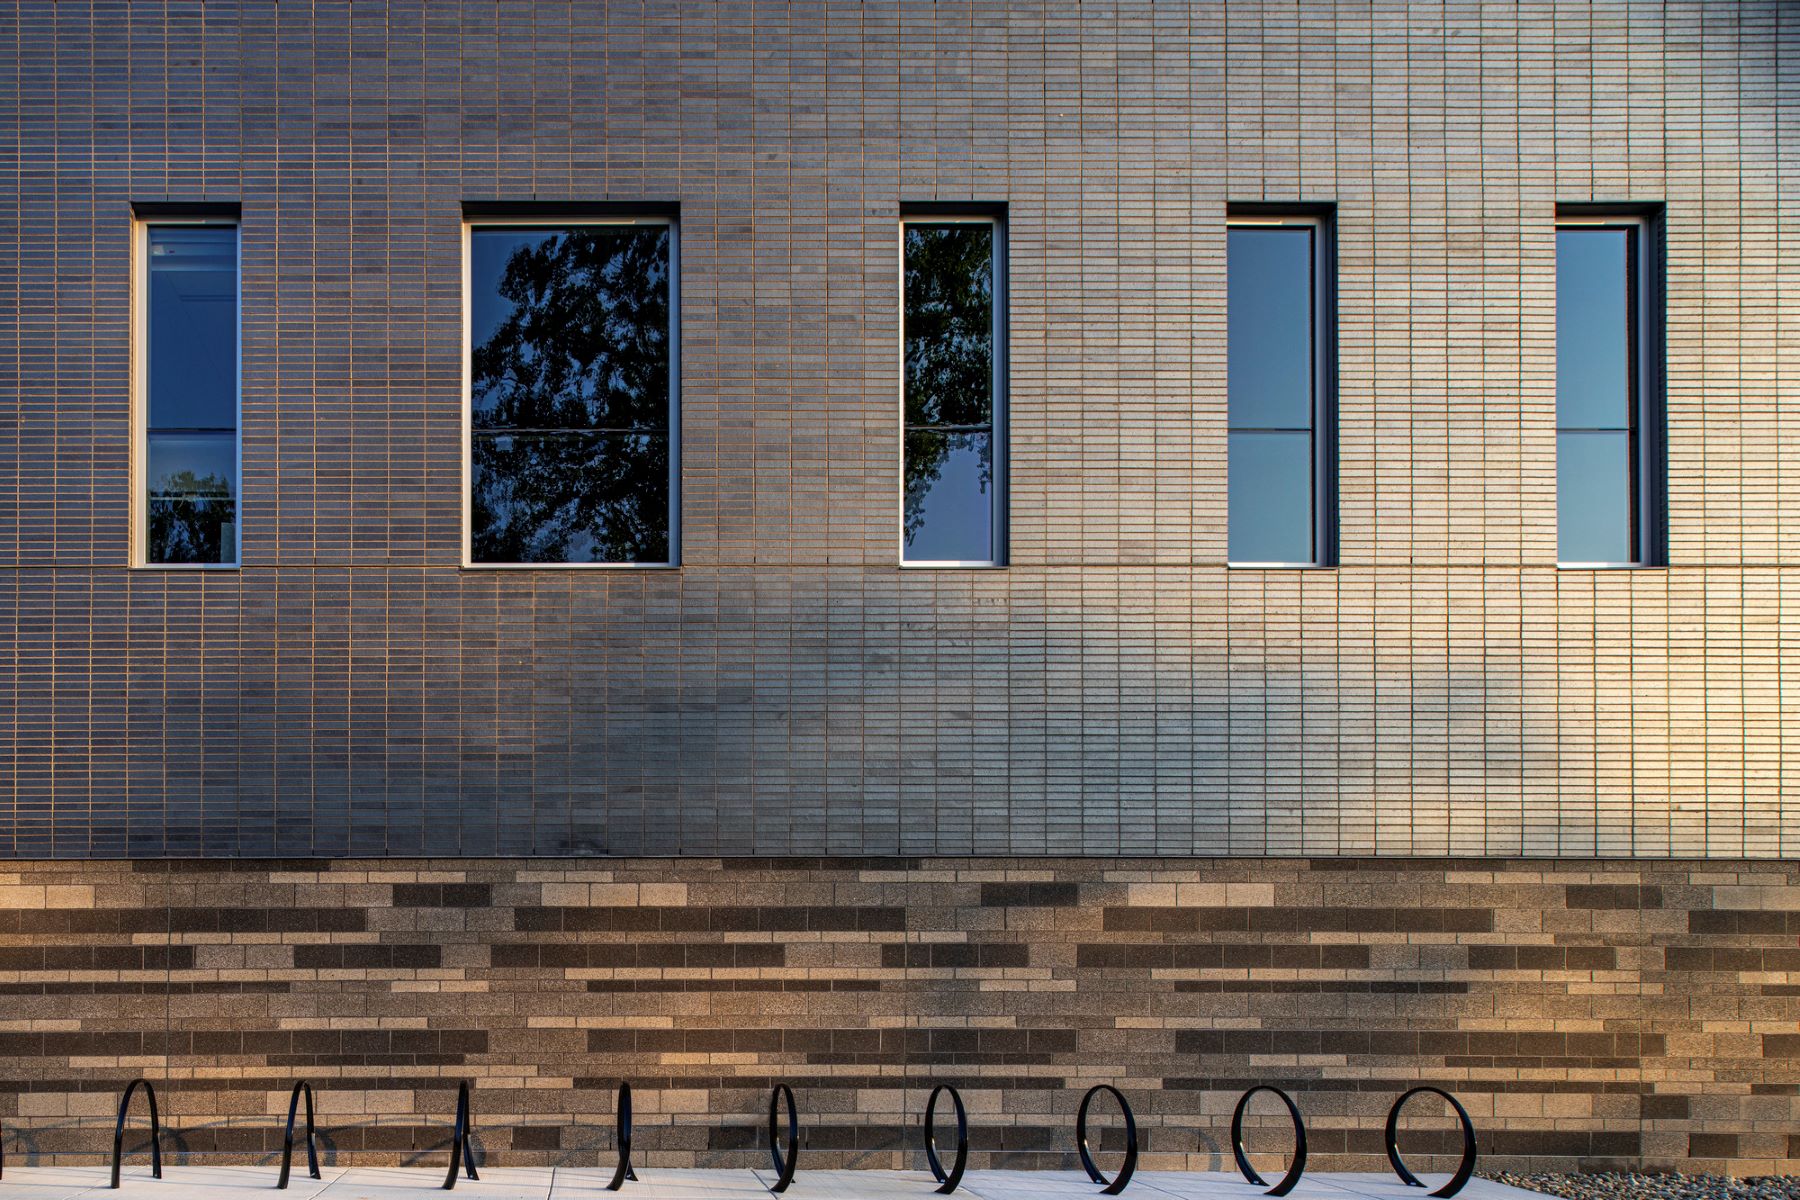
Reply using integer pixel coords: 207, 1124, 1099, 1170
1687, 1133, 1738, 1159
393, 884, 492, 907
1567, 885, 1663, 910
980, 884, 1080, 908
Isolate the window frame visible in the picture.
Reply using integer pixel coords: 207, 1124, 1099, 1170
459, 213, 682, 570
132, 214, 243, 569
1554, 209, 1665, 569
897, 210, 1009, 569
1224, 208, 1337, 569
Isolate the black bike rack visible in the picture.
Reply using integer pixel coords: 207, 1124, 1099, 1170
922, 1084, 968, 1195
606, 1081, 637, 1191
1230, 1086, 1308, 1197
1385, 1087, 1477, 1199
276, 1080, 321, 1190
1075, 1084, 1138, 1195
765, 1083, 799, 1194
110, 1079, 162, 1188
441, 1080, 480, 1190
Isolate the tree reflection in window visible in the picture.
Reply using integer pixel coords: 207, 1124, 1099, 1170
469, 224, 673, 563
149, 471, 235, 564
902, 221, 998, 563
143, 223, 238, 564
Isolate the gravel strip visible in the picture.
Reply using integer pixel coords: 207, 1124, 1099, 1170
1485, 1172, 1800, 1200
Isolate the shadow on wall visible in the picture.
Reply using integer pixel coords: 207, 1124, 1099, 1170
0, 566, 1782, 858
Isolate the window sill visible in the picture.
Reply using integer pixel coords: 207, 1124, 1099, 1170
1226, 561, 1334, 570
1555, 562, 1665, 571
461, 561, 681, 571
899, 560, 1008, 570
134, 562, 240, 571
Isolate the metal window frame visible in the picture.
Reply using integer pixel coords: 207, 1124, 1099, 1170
1224, 208, 1337, 569
897, 211, 1009, 569
460, 214, 681, 570
1555, 208, 1665, 569
132, 214, 243, 569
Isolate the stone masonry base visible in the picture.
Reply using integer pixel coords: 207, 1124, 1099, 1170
0, 858, 1794, 1176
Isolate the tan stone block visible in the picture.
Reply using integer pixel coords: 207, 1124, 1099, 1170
1541, 1094, 1593, 1119
43, 886, 94, 908
652, 1090, 709, 1115
69, 1092, 115, 1118
1224, 883, 1276, 907
1126, 883, 1178, 906
1491, 1094, 1543, 1119
540, 883, 590, 906
1714, 885, 1800, 910
364, 1091, 415, 1115
17, 1093, 68, 1117
0, 886, 45, 908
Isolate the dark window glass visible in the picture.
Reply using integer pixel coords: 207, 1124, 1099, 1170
1228, 225, 1317, 562
1556, 226, 1639, 563
469, 224, 674, 564
145, 224, 237, 564
903, 221, 999, 563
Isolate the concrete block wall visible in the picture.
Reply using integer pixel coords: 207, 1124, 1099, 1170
0, 858, 1795, 1177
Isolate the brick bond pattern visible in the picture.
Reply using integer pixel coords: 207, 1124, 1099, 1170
2, 4, 1798, 1182
0, 858, 1794, 1176
1, 2, 1798, 859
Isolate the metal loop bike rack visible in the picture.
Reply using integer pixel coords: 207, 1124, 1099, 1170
606, 1081, 637, 1191
1230, 1086, 1308, 1197
765, 1083, 799, 1194
277, 1080, 321, 1189
441, 1080, 480, 1190
110, 1078, 162, 1188
1384, 1087, 1477, 1199
1075, 1084, 1138, 1195
922, 1084, 968, 1195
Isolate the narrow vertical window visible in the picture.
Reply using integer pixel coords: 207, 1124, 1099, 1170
1227, 211, 1334, 565
1556, 212, 1662, 566
139, 222, 239, 565
465, 219, 677, 565
902, 215, 1005, 565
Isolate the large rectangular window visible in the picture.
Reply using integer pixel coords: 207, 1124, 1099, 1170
1227, 212, 1334, 565
464, 219, 677, 566
137, 221, 240, 566
902, 215, 1006, 565
1556, 212, 1663, 566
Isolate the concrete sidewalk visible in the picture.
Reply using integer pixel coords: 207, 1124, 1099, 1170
0, 1166, 1540, 1200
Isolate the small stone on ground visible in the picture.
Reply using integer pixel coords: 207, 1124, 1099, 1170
1486, 1172, 1800, 1200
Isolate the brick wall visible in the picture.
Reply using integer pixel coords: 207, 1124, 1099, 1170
0, 857, 1794, 1176
1, 2, 1797, 858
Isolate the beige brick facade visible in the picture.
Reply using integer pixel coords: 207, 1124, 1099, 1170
0, 2, 1795, 858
